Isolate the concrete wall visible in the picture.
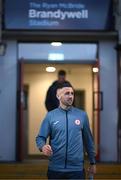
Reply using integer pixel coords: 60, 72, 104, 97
0, 41, 17, 161
99, 40, 118, 162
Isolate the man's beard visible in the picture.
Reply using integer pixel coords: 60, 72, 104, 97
65, 99, 73, 106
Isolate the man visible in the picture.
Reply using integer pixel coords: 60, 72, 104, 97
45, 70, 71, 111
36, 83, 96, 179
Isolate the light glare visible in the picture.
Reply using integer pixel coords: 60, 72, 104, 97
93, 67, 99, 73
46, 66, 56, 72
48, 53, 64, 61
51, 42, 62, 46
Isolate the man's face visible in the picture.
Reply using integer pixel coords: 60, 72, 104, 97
58, 75, 65, 83
57, 87, 74, 107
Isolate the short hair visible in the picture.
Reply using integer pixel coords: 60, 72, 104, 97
58, 82, 73, 89
58, 70, 66, 76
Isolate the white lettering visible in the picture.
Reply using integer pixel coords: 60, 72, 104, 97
29, 9, 36, 18
29, 19, 59, 26
61, 11, 66, 20
30, 2, 41, 8
53, 10, 61, 18
28, 9, 88, 20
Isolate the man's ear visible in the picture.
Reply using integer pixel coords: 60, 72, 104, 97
56, 94, 60, 100
56, 89, 61, 100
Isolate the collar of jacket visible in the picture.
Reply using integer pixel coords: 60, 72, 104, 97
58, 106, 73, 112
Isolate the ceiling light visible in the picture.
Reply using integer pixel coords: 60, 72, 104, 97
93, 67, 99, 73
46, 66, 56, 72
51, 42, 62, 46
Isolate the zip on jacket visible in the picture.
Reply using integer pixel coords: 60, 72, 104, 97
65, 110, 68, 169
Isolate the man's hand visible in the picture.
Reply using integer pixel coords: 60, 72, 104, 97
87, 164, 96, 175
41, 145, 53, 156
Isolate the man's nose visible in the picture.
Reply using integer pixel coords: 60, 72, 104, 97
68, 93, 73, 97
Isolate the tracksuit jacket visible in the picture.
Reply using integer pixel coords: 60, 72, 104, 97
36, 106, 96, 172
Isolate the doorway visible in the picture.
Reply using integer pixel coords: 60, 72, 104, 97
17, 42, 100, 160
20, 63, 94, 158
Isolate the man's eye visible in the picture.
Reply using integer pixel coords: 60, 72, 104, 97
65, 92, 74, 95
65, 92, 69, 95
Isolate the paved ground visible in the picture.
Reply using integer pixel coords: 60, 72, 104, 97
0, 160, 121, 179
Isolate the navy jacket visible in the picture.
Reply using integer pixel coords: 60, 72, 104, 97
36, 107, 96, 172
